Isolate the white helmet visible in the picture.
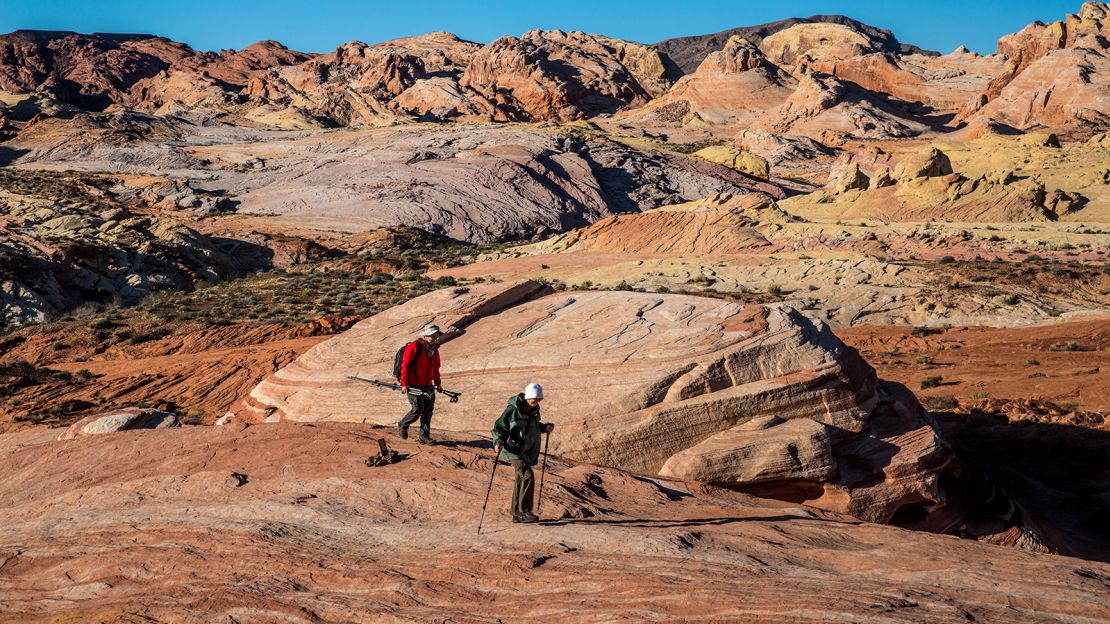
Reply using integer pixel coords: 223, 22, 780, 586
524, 383, 544, 400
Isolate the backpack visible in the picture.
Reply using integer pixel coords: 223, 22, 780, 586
392, 340, 423, 381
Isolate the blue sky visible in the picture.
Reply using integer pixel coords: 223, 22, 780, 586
3, 1, 1087, 55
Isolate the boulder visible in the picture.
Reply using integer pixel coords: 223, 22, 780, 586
229, 281, 977, 530
58, 407, 180, 441
893, 147, 954, 182
692, 145, 770, 178
869, 166, 895, 189
827, 162, 870, 193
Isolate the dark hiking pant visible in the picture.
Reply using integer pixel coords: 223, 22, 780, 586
398, 386, 435, 438
510, 460, 535, 515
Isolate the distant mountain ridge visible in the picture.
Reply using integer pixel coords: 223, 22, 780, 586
0, 3, 1106, 138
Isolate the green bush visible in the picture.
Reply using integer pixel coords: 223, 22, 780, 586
920, 375, 944, 390
923, 396, 958, 411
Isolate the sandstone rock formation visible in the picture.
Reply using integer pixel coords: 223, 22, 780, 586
692, 144, 770, 178
229, 280, 984, 531
530, 192, 785, 256
459, 31, 671, 122
809, 48, 1007, 112
782, 135, 1110, 222
3, 421, 1107, 621
618, 36, 795, 129
243, 32, 482, 126
0, 30, 313, 112
963, 2, 1110, 139
4, 122, 783, 244
759, 23, 885, 66
749, 70, 931, 142
0, 171, 264, 329
654, 15, 934, 74
57, 407, 179, 440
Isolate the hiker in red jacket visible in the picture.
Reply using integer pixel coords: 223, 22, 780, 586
398, 324, 443, 444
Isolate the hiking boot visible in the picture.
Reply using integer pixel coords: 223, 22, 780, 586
398, 426, 408, 440
516, 512, 539, 524
417, 434, 435, 445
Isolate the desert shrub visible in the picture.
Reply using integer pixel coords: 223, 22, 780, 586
1027, 358, 1040, 366
910, 326, 932, 338
434, 276, 458, 287
615, 280, 632, 291
970, 390, 990, 400
923, 396, 958, 411
939, 256, 956, 264
920, 375, 944, 389
916, 355, 933, 365
768, 284, 782, 295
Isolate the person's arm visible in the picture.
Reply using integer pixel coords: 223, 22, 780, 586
491, 404, 513, 448
433, 349, 442, 390
399, 341, 418, 390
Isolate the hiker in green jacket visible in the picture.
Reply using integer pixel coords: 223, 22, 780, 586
491, 383, 554, 524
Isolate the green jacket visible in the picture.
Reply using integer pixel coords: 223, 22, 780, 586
491, 394, 546, 466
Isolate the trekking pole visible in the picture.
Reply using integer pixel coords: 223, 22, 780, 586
537, 431, 550, 514
477, 446, 500, 535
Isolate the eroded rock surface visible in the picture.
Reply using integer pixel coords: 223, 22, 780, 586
2, 422, 1107, 622
229, 280, 979, 531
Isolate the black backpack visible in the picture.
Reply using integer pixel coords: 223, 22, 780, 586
392, 340, 423, 381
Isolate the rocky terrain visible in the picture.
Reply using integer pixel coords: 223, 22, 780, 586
3, 421, 1110, 622
1, 3, 1110, 620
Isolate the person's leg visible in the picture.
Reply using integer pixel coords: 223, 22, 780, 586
510, 460, 526, 516
419, 388, 436, 439
397, 391, 422, 438
518, 463, 535, 515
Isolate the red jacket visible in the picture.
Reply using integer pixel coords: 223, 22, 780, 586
400, 339, 441, 387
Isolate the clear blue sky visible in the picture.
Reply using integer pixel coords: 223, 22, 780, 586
3, 0, 1088, 55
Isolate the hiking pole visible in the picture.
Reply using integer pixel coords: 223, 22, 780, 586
347, 376, 432, 397
537, 431, 550, 514
477, 447, 500, 535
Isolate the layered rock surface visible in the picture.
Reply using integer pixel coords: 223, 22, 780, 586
3, 121, 782, 244
782, 134, 1110, 222
4, 421, 1108, 622
230, 280, 980, 531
